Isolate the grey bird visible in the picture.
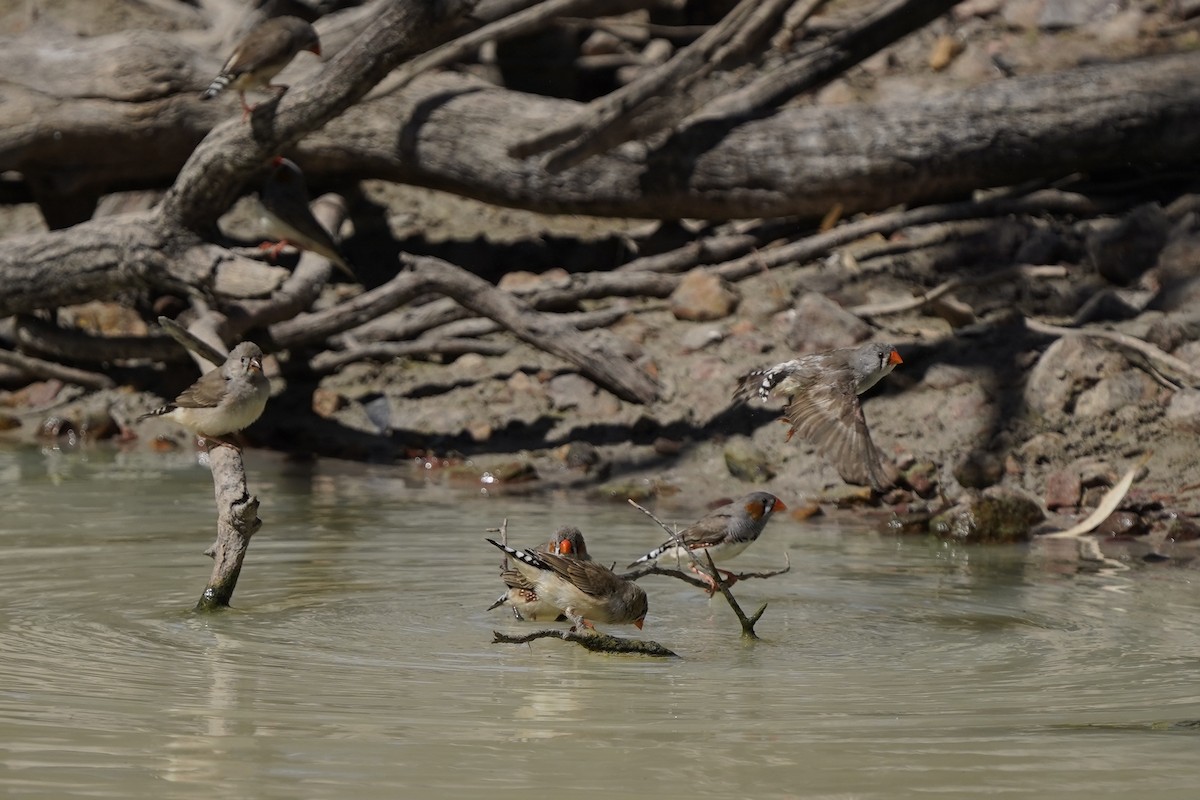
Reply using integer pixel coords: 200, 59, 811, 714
627, 492, 786, 592
138, 342, 270, 448
258, 157, 357, 280
488, 527, 591, 621
199, 16, 321, 117
485, 538, 648, 631
734, 342, 903, 491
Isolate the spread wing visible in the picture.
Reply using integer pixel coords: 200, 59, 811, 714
783, 374, 892, 491
173, 369, 226, 409
498, 567, 534, 592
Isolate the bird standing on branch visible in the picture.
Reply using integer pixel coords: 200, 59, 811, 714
628, 492, 787, 592
138, 341, 270, 449
488, 527, 591, 621
200, 16, 321, 118
257, 156, 357, 281
486, 538, 648, 632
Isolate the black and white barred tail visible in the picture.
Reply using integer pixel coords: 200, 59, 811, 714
200, 72, 233, 100
137, 404, 174, 421
734, 364, 791, 403
486, 539, 547, 570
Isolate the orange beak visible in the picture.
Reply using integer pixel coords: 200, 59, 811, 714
774, 499, 788, 512
888, 349, 903, 366
308, 44, 322, 57
634, 618, 644, 630
558, 541, 573, 555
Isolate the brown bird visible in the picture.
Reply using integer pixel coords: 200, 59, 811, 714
734, 342, 903, 491
200, 16, 321, 117
257, 157, 357, 280
485, 538, 648, 631
488, 527, 591, 621
138, 342, 270, 448
627, 492, 786, 592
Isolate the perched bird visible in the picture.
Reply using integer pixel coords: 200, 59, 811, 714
734, 343, 903, 492
138, 342, 270, 448
627, 492, 787, 592
258, 156, 357, 280
488, 527, 591, 621
200, 16, 321, 117
485, 538, 648, 631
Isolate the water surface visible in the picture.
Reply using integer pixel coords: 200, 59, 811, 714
2, 444, 1198, 798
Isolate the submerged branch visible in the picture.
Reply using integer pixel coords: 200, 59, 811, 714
492, 628, 677, 657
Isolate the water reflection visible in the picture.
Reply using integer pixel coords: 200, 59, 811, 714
2, 443, 1199, 799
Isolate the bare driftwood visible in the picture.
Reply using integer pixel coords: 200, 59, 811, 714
399, 255, 661, 403
0, 345, 115, 389
197, 442, 263, 610
510, 0, 797, 169
492, 627, 677, 657
1025, 319, 1200, 388
622, 558, 791, 589
0, 33, 1197, 242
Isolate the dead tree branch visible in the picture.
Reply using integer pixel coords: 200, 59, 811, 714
492, 627, 677, 656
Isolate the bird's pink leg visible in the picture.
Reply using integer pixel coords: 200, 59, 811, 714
258, 240, 291, 262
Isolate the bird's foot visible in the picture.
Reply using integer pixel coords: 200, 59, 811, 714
197, 434, 244, 451
258, 240, 290, 262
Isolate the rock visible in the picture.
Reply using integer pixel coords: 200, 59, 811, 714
467, 421, 493, 442
559, 441, 601, 471
1074, 370, 1157, 417
931, 489, 1045, 543
784, 293, 872, 353
723, 437, 775, 483
921, 364, 974, 390
1085, 203, 1170, 285
1019, 432, 1068, 465
789, 501, 823, 521
312, 388, 345, 418
546, 373, 597, 411
669, 271, 739, 321
59, 301, 149, 337
819, 484, 876, 507
497, 267, 569, 293
1044, 469, 1082, 510
594, 479, 678, 503
680, 325, 726, 352
928, 34, 964, 71
1165, 518, 1200, 543
1040, 0, 1116, 30
1024, 336, 1124, 418
903, 460, 940, 498
1093, 511, 1148, 538
1166, 389, 1200, 433
484, 461, 539, 484
954, 449, 1004, 489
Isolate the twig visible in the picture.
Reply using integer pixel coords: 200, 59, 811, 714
0, 346, 115, 390
627, 499, 767, 639
709, 188, 1112, 283
696, 0, 958, 121
621, 555, 791, 585
1042, 453, 1153, 539
511, 0, 794, 170
492, 628, 677, 657
310, 337, 510, 373
13, 314, 185, 365
1025, 319, 1200, 388
156, 316, 227, 368
848, 266, 1068, 318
